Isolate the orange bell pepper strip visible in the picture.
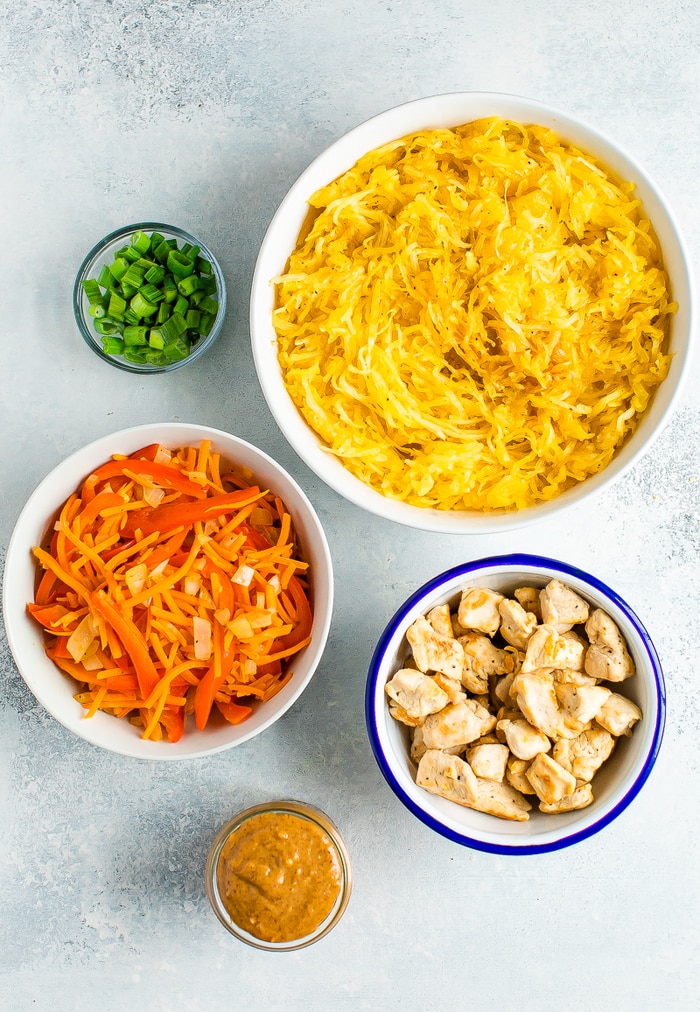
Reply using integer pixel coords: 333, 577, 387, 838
159, 704, 185, 742
132, 486, 264, 537
193, 631, 237, 731
215, 698, 253, 725
85, 459, 208, 498
27, 602, 71, 630
274, 576, 313, 654
89, 590, 160, 697
76, 490, 125, 531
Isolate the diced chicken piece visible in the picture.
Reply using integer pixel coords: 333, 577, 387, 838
466, 743, 509, 782
471, 733, 501, 747
555, 683, 611, 725
416, 750, 531, 821
410, 724, 464, 762
596, 693, 642, 737
498, 598, 538, 650
511, 670, 571, 740
526, 752, 577, 805
521, 624, 585, 673
421, 699, 496, 750
553, 726, 615, 782
539, 579, 590, 632
584, 609, 635, 682
389, 702, 422, 727
497, 717, 551, 761
407, 617, 464, 679
551, 668, 598, 688
457, 587, 504, 637
459, 632, 514, 694
385, 669, 450, 724
493, 670, 517, 706
431, 672, 466, 704
506, 757, 536, 794
514, 586, 541, 619
427, 603, 454, 638
473, 693, 491, 712
539, 783, 594, 814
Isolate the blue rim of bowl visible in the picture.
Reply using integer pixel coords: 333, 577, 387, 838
72, 221, 227, 374
365, 553, 666, 855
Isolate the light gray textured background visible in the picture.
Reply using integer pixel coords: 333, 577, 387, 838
1, 2, 699, 1009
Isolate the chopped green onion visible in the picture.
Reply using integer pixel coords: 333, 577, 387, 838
162, 276, 178, 303
101, 336, 125, 355
130, 291, 157, 318
160, 312, 188, 342
94, 317, 124, 336
145, 263, 166, 284
130, 230, 151, 255
81, 228, 220, 366
177, 274, 201, 297
122, 264, 145, 289
174, 295, 189, 318
164, 337, 190, 361
123, 325, 148, 346
167, 249, 195, 279
82, 279, 104, 305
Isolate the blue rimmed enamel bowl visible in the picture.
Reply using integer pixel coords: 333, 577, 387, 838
365, 554, 665, 855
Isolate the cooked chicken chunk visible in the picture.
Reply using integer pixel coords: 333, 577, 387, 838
498, 598, 539, 650
596, 693, 642, 737
551, 667, 598, 688
553, 726, 615, 782
457, 587, 504, 637
497, 717, 551, 761
431, 672, 466, 704
427, 603, 454, 638
421, 699, 497, 750
459, 632, 514, 694
385, 668, 450, 723
506, 757, 536, 795
526, 752, 577, 805
416, 750, 531, 821
410, 724, 464, 762
388, 702, 422, 727
521, 624, 585, 673
407, 617, 464, 679
466, 743, 509, 782
539, 579, 590, 632
584, 609, 635, 682
511, 670, 572, 740
539, 783, 594, 814
493, 670, 517, 706
514, 586, 541, 619
555, 683, 611, 725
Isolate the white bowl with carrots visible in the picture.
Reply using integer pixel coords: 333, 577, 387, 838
3, 422, 333, 760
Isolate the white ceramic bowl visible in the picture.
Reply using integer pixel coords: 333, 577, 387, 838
365, 554, 665, 854
3, 422, 333, 760
251, 92, 694, 533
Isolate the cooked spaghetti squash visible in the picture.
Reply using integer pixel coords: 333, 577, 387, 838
273, 118, 674, 511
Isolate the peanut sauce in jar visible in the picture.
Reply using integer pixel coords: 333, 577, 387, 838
215, 809, 343, 944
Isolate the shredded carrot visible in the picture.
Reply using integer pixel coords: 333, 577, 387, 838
28, 440, 313, 742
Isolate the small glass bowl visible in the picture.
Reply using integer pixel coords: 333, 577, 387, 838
205, 800, 352, 951
73, 221, 227, 374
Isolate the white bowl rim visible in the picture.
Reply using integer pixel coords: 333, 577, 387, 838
3, 421, 334, 761
365, 552, 665, 854
251, 90, 695, 534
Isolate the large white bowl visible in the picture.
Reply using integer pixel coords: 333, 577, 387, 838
251, 92, 694, 533
365, 554, 665, 854
3, 422, 334, 760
